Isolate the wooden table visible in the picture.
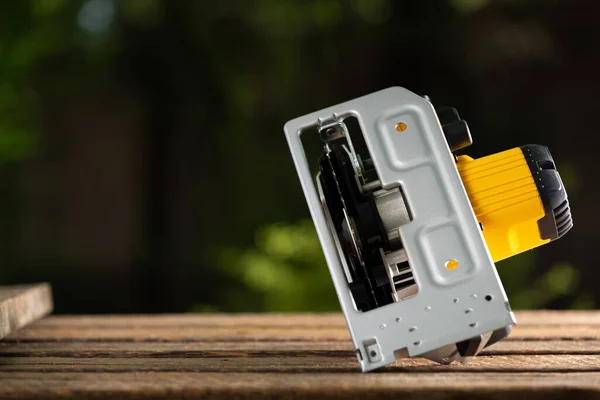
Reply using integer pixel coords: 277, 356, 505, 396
0, 311, 599, 399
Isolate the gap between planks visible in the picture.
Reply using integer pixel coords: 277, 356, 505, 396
6, 325, 600, 341
22, 310, 600, 329
1, 354, 600, 373
2, 339, 600, 357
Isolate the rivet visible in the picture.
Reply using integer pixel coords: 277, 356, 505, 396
445, 259, 459, 270
395, 122, 408, 132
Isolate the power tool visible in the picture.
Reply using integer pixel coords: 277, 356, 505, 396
284, 87, 572, 372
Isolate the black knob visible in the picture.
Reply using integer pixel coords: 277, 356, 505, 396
436, 106, 460, 126
442, 120, 472, 152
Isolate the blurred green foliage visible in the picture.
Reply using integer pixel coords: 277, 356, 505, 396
217, 221, 338, 311
216, 219, 591, 311
0, 0, 592, 313
0, 0, 113, 161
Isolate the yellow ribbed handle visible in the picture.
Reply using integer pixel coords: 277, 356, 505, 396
457, 148, 550, 262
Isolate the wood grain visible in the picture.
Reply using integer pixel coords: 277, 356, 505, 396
2, 338, 600, 356
22, 310, 600, 328
0, 284, 53, 340
6, 322, 600, 341
1, 372, 599, 400
1, 311, 600, 399
2, 354, 600, 373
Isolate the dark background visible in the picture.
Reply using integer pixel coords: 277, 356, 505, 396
0, 0, 596, 314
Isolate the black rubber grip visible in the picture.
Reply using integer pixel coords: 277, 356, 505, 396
520, 145, 573, 241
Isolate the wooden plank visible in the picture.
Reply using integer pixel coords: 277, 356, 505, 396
2, 311, 600, 399
8, 322, 600, 341
2, 339, 600, 357
1, 354, 600, 373
0, 284, 53, 340
23, 310, 600, 329
517, 310, 600, 325
1, 372, 600, 400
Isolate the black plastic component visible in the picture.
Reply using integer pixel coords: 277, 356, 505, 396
436, 106, 460, 126
456, 324, 513, 355
435, 106, 473, 152
483, 325, 513, 349
348, 282, 371, 311
442, 120, 473, 152
456, 335, 484, 357
520, 145, 573, 241
318, 143, 397, 311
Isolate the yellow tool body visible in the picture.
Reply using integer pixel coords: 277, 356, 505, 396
457, 146, 571, 262
458, 149, 547, 262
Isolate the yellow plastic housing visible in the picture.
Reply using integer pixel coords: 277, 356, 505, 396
457, 148, 549, 262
